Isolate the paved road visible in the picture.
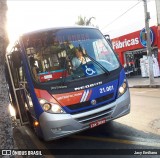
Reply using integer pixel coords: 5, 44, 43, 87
14, 88, 160, 158
44, 88, 160, 157
116, 88, 160, 135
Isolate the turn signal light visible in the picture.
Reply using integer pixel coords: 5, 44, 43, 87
34, 121, 39, 127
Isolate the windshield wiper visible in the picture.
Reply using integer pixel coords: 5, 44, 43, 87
84, 53, 110, 76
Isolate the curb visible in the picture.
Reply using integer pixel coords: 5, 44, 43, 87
129, 85, 160, 88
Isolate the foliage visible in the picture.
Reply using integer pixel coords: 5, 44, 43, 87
75, 15, 96, 26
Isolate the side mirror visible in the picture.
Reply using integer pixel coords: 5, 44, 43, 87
12, 51, 22, 68
104, 34, 113, 48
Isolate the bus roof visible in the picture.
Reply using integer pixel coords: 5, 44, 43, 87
22, 26, 97, 36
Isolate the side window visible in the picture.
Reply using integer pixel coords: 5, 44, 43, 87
9, 46, 26, 88
8, 54, 18, 88
93, 39, 110, 60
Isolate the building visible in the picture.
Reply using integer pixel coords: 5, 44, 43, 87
111, 26, 160, 77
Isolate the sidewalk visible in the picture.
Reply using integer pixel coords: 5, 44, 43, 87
127, 76, 160, 88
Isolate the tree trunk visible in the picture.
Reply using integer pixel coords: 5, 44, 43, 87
0, 0, 14, 151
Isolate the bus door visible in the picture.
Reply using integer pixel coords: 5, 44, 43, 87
6, 50, 29, 125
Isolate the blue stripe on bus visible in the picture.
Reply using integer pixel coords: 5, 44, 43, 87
63, 79, 118, 114
19, 39, 43, 119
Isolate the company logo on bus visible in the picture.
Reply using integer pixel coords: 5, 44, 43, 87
91, 99, 97, 105
139, 28, 154, 47
74, 81, 102, 91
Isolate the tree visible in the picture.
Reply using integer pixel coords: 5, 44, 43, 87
0, 0, 14, 151
75, 15, 95, 26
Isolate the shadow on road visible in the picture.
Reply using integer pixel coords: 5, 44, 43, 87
14, 121, 160, 158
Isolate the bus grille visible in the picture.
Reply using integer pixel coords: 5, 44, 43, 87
67, 93, 114, 111
74, 107, 115, 124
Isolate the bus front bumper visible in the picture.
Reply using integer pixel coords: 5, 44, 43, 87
39, 89, 130, 141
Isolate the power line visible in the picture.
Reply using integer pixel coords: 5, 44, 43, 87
101, 1, 142, 30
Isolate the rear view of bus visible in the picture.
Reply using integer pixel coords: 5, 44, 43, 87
7, 27, 130, 141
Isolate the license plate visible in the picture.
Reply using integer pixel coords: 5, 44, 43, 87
90, 118, 106, 128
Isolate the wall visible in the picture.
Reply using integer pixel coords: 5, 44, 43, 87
111, 26, 158, 65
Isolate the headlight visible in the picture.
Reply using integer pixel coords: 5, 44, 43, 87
38, 98, 65, 114
118, 80, 128, 97
43, 103, 51, 111
51, 104, 64, 113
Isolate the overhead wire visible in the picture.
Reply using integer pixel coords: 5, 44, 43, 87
101, 1, 142, 30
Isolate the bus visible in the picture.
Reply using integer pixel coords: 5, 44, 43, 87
6, 26, 130, 141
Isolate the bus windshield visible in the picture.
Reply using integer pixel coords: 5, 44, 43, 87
22, 28, 120, 83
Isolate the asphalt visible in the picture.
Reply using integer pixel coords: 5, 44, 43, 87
11, 76, 160, 157
12, 120, 45, 158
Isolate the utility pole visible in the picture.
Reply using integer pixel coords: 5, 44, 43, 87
155, 0, 160, 68
155, 0, 160, 24
143, 0, 154, 85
